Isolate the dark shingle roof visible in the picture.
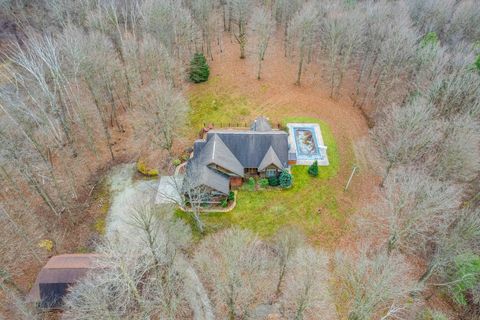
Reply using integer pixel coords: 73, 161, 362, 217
198, 134, 244, 177
185, 117, 288, 194
185, 159, 230, 195
205, 130, 288, 169
193, 140, 207, 155
258, 146, 283, 171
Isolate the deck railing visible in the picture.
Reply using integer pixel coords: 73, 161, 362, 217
201, 122, 283, 129
197, 121, 284, 139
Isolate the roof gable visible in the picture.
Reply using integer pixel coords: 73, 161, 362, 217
199, 134, 244, 177
201, 167, 229, 194
258, 146, 284, 171
185, 160, 230, 195
206, 131, 288, 169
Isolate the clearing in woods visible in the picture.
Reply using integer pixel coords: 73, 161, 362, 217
179, 36, 379, 249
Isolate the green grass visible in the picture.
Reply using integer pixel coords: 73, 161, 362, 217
91, 178, 110, 236
282, 116, 340, 178
177, 112, 345, 246
177, 165, 343, 245
188, 90, 252, 135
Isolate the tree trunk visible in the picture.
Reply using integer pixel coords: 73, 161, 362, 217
295, 53, 304, 86
228, 6, 232, 32
294, 296, 307, 320
418, 262, 435, 286
22, 170, 59, 217
192, 210, 204, 234
227, 284, 236, 320
239, 31, 246, 59
387, 234, 397, 256
257, 58, 262, 80
86, 80, 115, 161
223, 3, 227, 31
275, 263, 286, 297
380, 161, 393, 188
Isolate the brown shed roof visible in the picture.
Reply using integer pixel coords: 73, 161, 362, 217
44, 254, 100, 269
27, 254, 100, 303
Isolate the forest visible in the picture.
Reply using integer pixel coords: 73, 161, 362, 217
0, 0, 479, 319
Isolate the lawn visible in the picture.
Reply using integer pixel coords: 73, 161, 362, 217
178, 95, 348, 245
187, 83, 253, 136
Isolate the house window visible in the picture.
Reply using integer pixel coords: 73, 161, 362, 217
266, 168, 277, 177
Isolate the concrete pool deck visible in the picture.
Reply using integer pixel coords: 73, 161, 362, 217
287, 123, 329, 166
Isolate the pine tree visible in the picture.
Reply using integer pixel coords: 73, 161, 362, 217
189, 53, 210, 83
308, 160, 318, 177
279, 170, 292, 188
268, 175, 279, 186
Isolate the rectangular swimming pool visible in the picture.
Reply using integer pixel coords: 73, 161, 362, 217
287, 123, 329, 166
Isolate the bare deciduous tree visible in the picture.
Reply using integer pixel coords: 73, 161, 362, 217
161, 163, 215, 234
430, 115, 480, 183
64, 205, 213, 319
271, 227, 305, 297
190, 0, 217, 60
140, 0, 199, 62
59, 26, 121, 161
228, 0, 253, 59
4, 34, 75, 148
194, 228, 276, 319
280, 247, 334, 320
287, 2, 319, 85
0, 284, 39, 320
319, 6, 363, 99
417, 207, 480, 288
334, 247, 413, 320
410, 37, 447, 95
371, 100, 443, 185
274, 0, 302, 57
359, 167, 462, 256
0, 204, 44, 277
406, 0, 455, 40
426, 44, 480, 118
352, 1, 418, 111
135, 81, 189, 153
126, 204, 191, 261
251, 7, 274, 79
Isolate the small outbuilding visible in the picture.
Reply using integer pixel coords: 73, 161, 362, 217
27, 254, 99, 309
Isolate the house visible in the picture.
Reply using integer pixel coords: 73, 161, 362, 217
27, 254, 99, 309
183, 117, 289, 200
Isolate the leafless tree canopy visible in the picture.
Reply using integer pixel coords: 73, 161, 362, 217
359, 167, 463, 256
0, 0, 479, 318
251, 7, 274, 80
194, 228, 276, 319
334, 247, 414, 320
371, 100, 443, 182
280, 246, 334, 319
63, 205, 213, 319
287, 2, 320, 86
